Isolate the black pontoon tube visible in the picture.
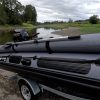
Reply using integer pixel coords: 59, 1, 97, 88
1, 34, 100, 53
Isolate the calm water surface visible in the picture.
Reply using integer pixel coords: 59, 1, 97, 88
36, 28, 62, 38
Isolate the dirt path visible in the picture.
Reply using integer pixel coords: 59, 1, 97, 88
0, 69, 23, 100
0, 69, 67, 100
52, 27, 81, 36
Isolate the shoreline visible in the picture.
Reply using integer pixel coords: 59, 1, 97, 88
52, 27, 82, 36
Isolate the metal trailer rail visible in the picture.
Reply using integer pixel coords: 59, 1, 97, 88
0, 57, 100, 100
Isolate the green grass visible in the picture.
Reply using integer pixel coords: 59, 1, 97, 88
0, 23, 36, 44
79, 24, 100, 34
1, 23, 100, 44
0, 23, 36, 31
0, 31, 13, 44
22, 23, 37, 29
38, 23, 92, 29
69, 23, 100, 34
39, 23, 100, 34
38, 23, 68, 29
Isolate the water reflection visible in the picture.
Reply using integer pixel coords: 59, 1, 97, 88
34, 28, 61, 38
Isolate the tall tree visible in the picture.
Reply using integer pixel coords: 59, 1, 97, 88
1, 0, 24, 24
0, 4, 8, 24
0, 0, 37, 25
24, 5, 37, 24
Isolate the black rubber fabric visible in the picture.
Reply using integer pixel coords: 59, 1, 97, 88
9, 55, 22, 64
45, 41, 52, 54
37, 57, 91, 74
21, 58, 31, 66
68, 35, 81, 40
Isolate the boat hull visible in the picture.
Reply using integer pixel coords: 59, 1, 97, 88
0, 34, 100, 53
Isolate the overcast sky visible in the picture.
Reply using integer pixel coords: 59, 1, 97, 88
18, 0, 100, 22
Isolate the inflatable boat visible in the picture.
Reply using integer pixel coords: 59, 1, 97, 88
0, 33, 100, 99
0, 33, 100, 53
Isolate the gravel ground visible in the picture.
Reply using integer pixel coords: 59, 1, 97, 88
0, 70, 67, 100
52, 27, 81, 36
0, 69, 22, 100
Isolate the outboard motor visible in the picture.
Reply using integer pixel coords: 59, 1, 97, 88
13, 29, 29, 42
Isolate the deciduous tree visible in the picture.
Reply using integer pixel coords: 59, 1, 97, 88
24, 5, 37, 24
89, 15, 99, 24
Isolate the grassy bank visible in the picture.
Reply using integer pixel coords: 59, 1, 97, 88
79, 24, 100, 34
38, 23, 68, 29
39, 23, 100, 34
1, 23, 100, 44
0, 23, 36, 31
0, 23, 37, 44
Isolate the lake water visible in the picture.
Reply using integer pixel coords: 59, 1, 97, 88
36, 28, 62, 38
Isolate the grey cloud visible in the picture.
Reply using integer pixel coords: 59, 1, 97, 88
19, 0, 100, 22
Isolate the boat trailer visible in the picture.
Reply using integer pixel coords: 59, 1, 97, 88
0, 34, 100, 100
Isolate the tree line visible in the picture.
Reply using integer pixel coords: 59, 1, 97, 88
0, 0, 37, 25
38, 15, 100, 25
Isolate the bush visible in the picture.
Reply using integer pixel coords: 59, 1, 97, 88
89, 15, 99, 24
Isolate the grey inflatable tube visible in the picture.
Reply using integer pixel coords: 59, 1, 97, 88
0, 33, 100, 53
